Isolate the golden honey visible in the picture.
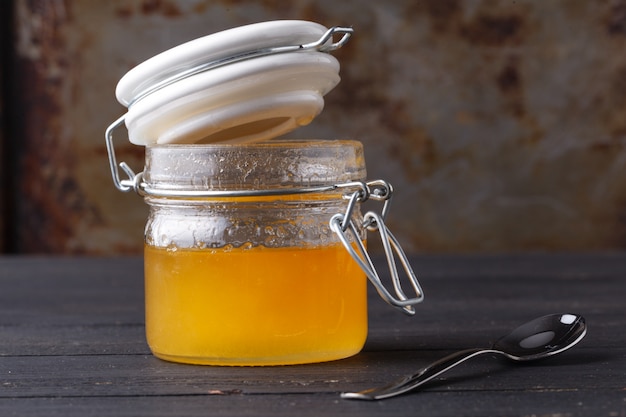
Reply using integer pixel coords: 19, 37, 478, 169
144, 243, 367, 365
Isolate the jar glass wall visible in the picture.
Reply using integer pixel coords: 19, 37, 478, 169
142, 140, 368, 365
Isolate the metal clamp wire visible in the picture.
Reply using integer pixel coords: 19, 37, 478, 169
105, 114, 134, 193
106, 122, 385, 199
337, 182, 367, 231
365, 211, 424, 309
107, 118, 348, 197
338, 181, 393, 231
329, 211, 424, 315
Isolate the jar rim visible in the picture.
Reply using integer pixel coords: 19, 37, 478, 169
146, 138, 360, 149
143, 139, 367, 194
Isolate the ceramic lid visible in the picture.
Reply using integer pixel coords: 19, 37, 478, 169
114, 20, 351, 145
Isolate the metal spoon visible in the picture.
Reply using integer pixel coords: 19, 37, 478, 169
341, 313, 587, 401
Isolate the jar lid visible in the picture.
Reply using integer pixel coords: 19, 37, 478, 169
114, 20, 352, 145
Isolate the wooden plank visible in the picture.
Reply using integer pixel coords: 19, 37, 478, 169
0, 257, 144, 327
0, 345, 622, 396
0, 324, 148, 356
0, 389, 621, 417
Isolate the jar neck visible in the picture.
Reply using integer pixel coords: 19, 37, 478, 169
142, 140, 366, 196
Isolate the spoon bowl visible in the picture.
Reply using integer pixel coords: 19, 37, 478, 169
494, 313, 586, 361
341, 313, 587, 401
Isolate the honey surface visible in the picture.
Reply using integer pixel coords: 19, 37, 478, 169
144, 243, 367, 365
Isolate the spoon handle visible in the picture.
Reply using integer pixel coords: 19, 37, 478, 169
341, 347, 500, 400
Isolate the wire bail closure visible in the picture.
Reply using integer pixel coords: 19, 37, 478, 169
330, 182, 424, 315
107, 126, 424, 313
107, 122, 425, 314
104, 24, 424, 315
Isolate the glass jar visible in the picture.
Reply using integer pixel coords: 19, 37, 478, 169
141, 140, 368, 365
105, 21, 424, 367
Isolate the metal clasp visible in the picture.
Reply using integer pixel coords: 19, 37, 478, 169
330, 181, 424, 315
105, 115, 138, 193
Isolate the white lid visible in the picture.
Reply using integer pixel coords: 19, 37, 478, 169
115, 20, 348, 145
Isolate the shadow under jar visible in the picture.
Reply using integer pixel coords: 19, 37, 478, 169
142, 140, 368, 365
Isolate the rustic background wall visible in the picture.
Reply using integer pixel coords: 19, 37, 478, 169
2, 0, 626, 254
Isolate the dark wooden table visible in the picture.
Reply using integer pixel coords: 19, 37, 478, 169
0, 254, 624, 416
